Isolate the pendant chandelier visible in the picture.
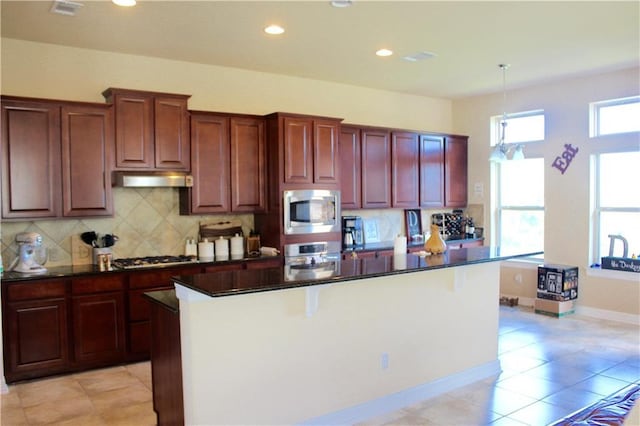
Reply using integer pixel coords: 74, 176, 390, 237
489, 64, 525, 162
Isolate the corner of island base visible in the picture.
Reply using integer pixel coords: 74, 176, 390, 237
176, 262, 501, 425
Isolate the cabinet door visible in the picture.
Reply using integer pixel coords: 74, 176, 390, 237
339, 126, 361, 209
188, 113, 230, 213
419, 135, 445, 208
361, 128, 391, 208
5, 298, 68, 382
154, 96, 190, 170
231, 117, 266, 212
445, 136, 468, 207
72, 292, 125, 366
113, 93, 154, 169
61, 104, 113, 217
283, 116, 313, 184
313, 119, 340, 184
1, 99, 61, 218
391, 131, 419, 208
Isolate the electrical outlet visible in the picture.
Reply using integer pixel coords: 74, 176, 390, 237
381, 353, 389, 370
514, 273, 523, 284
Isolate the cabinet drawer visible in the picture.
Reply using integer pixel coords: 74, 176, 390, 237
6, 280, 67, 301
129, 265, 202, 289
245, 258, 282, 270
72, 275, 124, 294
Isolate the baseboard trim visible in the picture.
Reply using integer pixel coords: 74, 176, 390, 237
299, 360, 501, 425
576, 305, 640, 325
499, 294, 639, 325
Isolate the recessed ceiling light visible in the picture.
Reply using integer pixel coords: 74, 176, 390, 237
112, 0, 136, 6
331, 0, 353, 7
264, 25, 285, 35
376, 49, 393, 57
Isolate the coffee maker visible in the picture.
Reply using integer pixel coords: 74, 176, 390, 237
13, 232, 47, 274
342, 216, 364, 249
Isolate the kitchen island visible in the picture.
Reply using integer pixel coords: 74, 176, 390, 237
164, 247, 539, 425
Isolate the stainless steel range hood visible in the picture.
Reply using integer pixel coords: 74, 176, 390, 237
112, 171, 193, 188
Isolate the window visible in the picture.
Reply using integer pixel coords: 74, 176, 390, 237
590, 96, 640, 137
492, 110, 545, 255
592, 151, 640, 261
491, 110, 545, 146
496, 158, 545, 255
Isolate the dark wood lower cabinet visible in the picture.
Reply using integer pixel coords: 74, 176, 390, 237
1, 257, 283, 384
71, 292, 125, 367
149, 292, 184, 426
5, 298, 69, 382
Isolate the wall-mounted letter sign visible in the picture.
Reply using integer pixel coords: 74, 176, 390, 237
551, 143, 579, 174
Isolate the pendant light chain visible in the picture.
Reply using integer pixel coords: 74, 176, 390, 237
500, 64, 510, 145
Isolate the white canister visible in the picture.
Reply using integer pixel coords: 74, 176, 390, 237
394, 235, 407, 254
198, 238, 214, 262
230, 233, 244, 257
215, 236, 229, 259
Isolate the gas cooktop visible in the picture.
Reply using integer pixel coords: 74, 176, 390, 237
112, 255, 197, 269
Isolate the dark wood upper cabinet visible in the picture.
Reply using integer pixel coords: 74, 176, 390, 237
419, 135, 445, 208
283, 116, 313, 184
154, 96, 190, 170
103, 88, 191, 171
391, 131, 419, 208
61, 104, 113, 217
339, 126, 361, 209
185, 113, 230, 213
180, 113, 266, 215
281, 114, 340, 185
1, 99, 61, 219
1, 96, 113, 219
230, 116, 266, 212
313, 119, 340, 184
444, 136, 468, 207
361, 128, 391, 209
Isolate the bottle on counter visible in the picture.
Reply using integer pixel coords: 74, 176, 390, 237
465, 216, 475, 238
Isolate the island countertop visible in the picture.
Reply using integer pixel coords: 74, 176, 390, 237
173, 246, 541, 299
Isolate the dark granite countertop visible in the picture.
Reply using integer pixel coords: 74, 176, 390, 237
343, 236, 484, 253
174, 246, 540, 299
143, 289, 179, 313
0, 255, 282, 283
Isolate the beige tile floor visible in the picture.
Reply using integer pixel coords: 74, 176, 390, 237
1, 362, 155, 426
1, 306, 639, 425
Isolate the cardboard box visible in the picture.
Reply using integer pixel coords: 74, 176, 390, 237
537, 264, 578, 301
535, 298, 576, 317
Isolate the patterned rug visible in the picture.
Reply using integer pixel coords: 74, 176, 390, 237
550, 383, 640, 425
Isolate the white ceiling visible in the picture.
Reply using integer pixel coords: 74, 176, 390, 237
1, 0, 638, 99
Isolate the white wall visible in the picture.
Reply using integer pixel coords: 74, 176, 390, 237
177, 263, 500, 424
453, 67, 640, 317
0, 38, 452, 133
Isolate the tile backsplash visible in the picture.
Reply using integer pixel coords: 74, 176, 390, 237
1, 190, 484, 270
1, 188, 254, 268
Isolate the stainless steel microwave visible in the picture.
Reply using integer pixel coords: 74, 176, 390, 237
283, 189, 341, 235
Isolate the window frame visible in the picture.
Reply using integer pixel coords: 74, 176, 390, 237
490, 109, 545, 146
590, 151, 640, 264
493, 157, 545, 258
589, 96, 640, 138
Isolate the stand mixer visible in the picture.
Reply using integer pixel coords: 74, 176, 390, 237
12, 232, 47, 274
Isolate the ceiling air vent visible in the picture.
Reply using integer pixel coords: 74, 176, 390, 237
50, 0, 84, 16
402, 51, 437, 62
